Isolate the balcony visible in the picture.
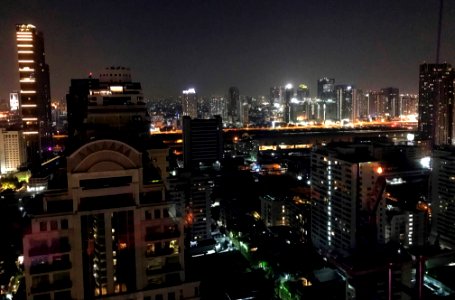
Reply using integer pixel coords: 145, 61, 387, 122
29, 246, 49, 257
30, 260, 72, 275
146, 263, 182, 276
52, 279, 72, 290
31, 282, 52, 294
145, 247, 179, 258
145, 230, 180, 241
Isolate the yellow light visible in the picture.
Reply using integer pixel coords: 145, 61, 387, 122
20, 90, 36, 94
22, 118, 38, 121
110, 86, 123, 92
18, 44, 33, 48
19, 68, 34, 72
17, 38, 32, 41
376, 166, 383, 174
23, 131, 39, 135
18, 50, 33, 54
18, 60, 34, 63
21, 104, 37, 108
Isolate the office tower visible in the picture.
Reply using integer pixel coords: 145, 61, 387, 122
182, 116, 223, 171
209, 96, 225, 119
400, 94, 418, 116
381, 87, 400, 118
284, 84, 293, 123
296, 84, 310, 121
22, 140, 200, 300
66, 67, 147, 153
311, 144, 382, 257
0, 129, 27, 174
182, 89, 198, 119
317, 78, 336, 121
431, 148, 455, 249
365, 91, 382, 118
16, 24, 52, 166
227, 87, 240, 125
270, 86, 281, 104
335, 85, 357, 122
418, 63, 455, 146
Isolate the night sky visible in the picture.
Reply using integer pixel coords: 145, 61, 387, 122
1, 0, 454, 100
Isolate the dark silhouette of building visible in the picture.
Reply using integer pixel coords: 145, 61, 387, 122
16, 24, 52, 167
381, 87, 400, 118
228, 87, 240, 125
317, 78, 336, 121
182, 116, 223, 171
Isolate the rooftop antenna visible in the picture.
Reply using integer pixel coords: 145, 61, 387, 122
436, 0, 443, 63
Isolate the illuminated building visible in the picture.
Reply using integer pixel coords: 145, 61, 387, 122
400, 94, 418, 116
284, 84, 293, 123
0, 129, 27, 174
335, 85, 358, 122
227, 87, 240, 125
16, 24, 52, 166
22, 140, 200, 300
311, 144, 382, 257
418, 63, 455, 146
182, 88, 197, 119
317, 78, 336, 121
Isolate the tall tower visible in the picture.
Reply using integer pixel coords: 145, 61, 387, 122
16, 24, 52, 167
227, 87, 240, 125
335, 85, 356, 122
317, 78, 336, 121
380, 87, 400, 118
182, 88, 197, 119
418, 63, 454, 146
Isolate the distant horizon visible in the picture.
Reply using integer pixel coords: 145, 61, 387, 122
1, 0, 453, 100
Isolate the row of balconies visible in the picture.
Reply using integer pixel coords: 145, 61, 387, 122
30, 279, 72, 294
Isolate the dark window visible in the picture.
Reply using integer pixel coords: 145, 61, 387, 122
50, 221, 58, 231
60, 219, 68, 229
168, 292, 175, 300
145, 210, 152, 220
154, 209, 161, 219
40, 222, 47, 232
155, 295, 163, 300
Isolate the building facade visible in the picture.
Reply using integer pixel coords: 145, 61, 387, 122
22, 140, 200, 300
16, 24, 52, 166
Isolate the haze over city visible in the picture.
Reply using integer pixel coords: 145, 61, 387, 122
1, 0, 455, 100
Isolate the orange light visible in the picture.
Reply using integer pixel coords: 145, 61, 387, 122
376, 166, 383, 174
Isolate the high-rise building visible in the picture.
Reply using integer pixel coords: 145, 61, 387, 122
22, 140, 200, 300
400, 94, 418, 116
335, 85, 357, 122
381, 87, 400, 118
418, 63, 455, 146
311, 144, 382, 257
0, 129, 27, 174
182, 116, 223, 171
431, 148, 455, 249
317, 78, 336, 121
284, 84, 294, 123
16, 24, 52, 166
182, 89, 198, 120
66, 67, 147, 153
227, 87, 240, 125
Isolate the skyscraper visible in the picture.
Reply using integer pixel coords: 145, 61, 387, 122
380, 87, 400, 118
317, 78, 336, 121
227, 87, 240, 125
418, 63, 455, 146
335, 85, 357, 122
16, 24, 52, 167
182, 89, 198, 120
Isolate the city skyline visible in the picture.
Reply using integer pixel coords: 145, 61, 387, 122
1, 0, 454, 100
